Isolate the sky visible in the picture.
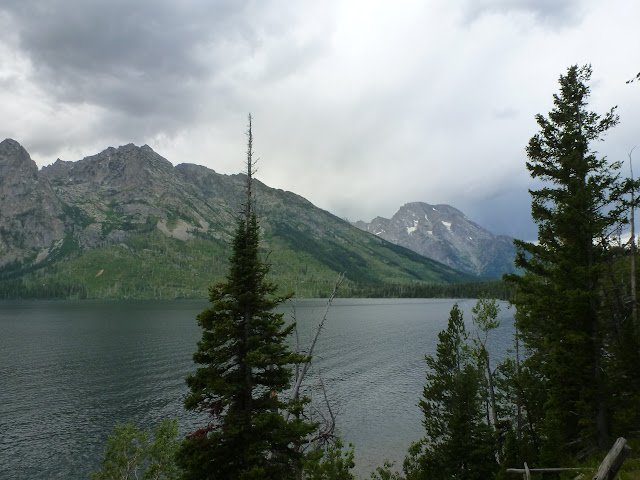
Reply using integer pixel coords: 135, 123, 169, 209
1, 0, 639, 241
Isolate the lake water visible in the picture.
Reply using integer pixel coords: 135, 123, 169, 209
0, 298, 515, 479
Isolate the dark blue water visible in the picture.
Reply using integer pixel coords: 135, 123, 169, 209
0, 298, 514, 479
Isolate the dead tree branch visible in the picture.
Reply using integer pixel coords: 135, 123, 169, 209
287, 272, 345, 421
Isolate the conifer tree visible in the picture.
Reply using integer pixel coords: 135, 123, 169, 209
404, 304, 497, 480
506, 65, 634, 462
176, 115, 316, 479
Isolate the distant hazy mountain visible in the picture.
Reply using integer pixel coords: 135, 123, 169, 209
0, 139, 475, 299
354, 202, 517, 278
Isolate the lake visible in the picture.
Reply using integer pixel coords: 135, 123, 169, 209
0, 298, 515, 479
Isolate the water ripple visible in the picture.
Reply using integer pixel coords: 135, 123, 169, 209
0, 299, 514, 479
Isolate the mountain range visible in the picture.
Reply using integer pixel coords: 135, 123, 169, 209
354, 202, 517, 278
0, 138, 486, 299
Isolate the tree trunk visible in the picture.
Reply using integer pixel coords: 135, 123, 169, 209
629, 148, 637, 327
515, 323, 523, 444
484, 355, 502, 463
593, 437, 631, 480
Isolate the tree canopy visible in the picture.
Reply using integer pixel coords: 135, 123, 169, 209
176, 116, 316, 479
404, 303, 498, 480
506, 64, 640, 463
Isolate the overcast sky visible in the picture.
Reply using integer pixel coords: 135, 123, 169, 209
1, 0, 639, 240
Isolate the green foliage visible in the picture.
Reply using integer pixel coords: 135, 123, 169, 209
271, 220, 473, 288
538, 438, 640, 480
1, 198, 481, 300
0, 225, 490, 300
598, 250, 640, 440
472, 296, 500, 334
347, 280, 515, 301
617, 439, 640, 480
0, 231, 232, 299
370, 460, 405, 480
303, 439, 356, 480
91, 419, 179, 480
505, 64, 640, 462
405, 303, 498, 480
60, 201, 94, 228
51, 232, 82, 260
470, 297, 504, 455
145, 420, 181, 480
176, 118, 317, 479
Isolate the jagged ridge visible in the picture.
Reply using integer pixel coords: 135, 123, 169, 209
0, 139, 475, 298
354, 202, 517, 278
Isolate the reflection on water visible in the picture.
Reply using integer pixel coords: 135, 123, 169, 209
0, 298, 514, 479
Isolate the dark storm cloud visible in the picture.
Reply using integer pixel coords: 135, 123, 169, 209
1, 0, 255, 120
463, 188, 538, 241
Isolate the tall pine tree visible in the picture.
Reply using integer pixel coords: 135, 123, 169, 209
176, 115, 316, 479
404, 304, 497, 480
506, 65, 633, 462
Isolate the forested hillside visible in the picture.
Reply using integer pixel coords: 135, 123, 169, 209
0, 139, 475, 299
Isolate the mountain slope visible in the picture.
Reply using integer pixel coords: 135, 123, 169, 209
354, 202, 517, 278
0, 139, 65, 252
0, 139, 475, 299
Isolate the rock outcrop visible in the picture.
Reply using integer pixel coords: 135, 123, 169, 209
0, 139, 65, 261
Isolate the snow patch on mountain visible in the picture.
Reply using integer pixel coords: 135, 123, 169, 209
354, 201, 517, 278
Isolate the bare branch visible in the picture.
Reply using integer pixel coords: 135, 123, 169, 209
626, 72, 640, 84
629, 147, 638, 327
301, 373, 339, 451
287, 272, 345, 418
285, 272, 345, 462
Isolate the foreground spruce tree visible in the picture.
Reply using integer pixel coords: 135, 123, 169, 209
176, 116, 316, 479
506, 65, 638, 463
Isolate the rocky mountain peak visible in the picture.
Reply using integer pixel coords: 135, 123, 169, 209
0, 139, 65, 258
0, 141, 475, 294
0, 137, 28, 153
0, 139, 38, 187
41, 142, 174, 192
88, 142, 173, 171
393, 202, 491, 240
355, 201, 517, 278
